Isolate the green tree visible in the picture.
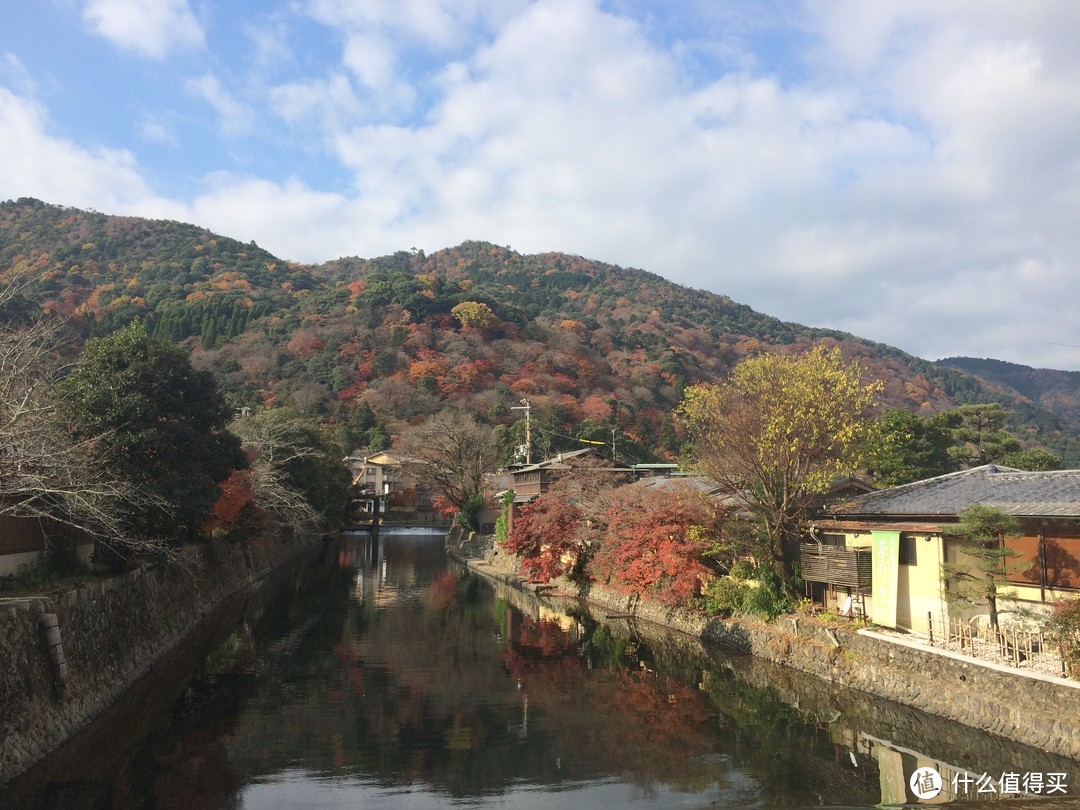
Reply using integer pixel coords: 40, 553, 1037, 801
942, 504, 1022, 631
677, 345, 881, 584
933, 404, 1021, 468
862, 408, 955, 486
58, 322, 244, 540
998, 447, 1063, 471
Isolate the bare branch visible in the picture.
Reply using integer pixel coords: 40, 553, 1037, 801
0, 290, 177, 560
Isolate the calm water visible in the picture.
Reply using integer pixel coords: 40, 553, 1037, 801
6, 531, 1080, 809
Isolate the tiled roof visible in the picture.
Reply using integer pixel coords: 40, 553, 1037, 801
509, 448, 600, 475
828, 465, 1080, 519
636, 475, 723, 496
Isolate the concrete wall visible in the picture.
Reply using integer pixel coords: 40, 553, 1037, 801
0, 530, 317, 783
700, 617, 1080, 761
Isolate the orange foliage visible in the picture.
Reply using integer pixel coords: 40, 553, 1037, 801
202, 469, 256, 534
286, 329, 324, 359
588, 484, 725, 607
407, 349, 449, 384
580, 394, 613, 422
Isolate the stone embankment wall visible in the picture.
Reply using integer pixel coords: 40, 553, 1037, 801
448, 533, 1080, 762
0, 531, 317, 783
699, 616, 1080, 761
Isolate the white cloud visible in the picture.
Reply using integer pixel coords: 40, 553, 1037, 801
81, 0, 205, 59
269, 72, 365, 134
244, 17, 295, 73
302, 0, 522, 49
136, 112, 179, 145
186, 74, 256, 137
188, 174, 358, 259
296, 0, 529, 117
5, 1, 1080, 371
0, 52, 36, 95
0, 86, 166, 213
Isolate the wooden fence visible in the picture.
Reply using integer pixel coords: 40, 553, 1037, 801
930, 614, 1068, 678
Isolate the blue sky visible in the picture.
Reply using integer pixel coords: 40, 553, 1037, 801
3, 1, 1080, 371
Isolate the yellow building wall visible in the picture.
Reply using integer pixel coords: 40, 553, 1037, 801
895, 534, 945, 636
829, 531, 947, 636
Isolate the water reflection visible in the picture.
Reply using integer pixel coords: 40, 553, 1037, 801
6, 532, 1079, 809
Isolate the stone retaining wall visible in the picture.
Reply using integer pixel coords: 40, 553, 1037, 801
449, 538, 1080, 762
0, 530, 317, 783
700, 616, 1080, 761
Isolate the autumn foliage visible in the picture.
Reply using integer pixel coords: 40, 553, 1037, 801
202, 468, 257, 535
588, 484, 727, 607
503, 496, 584, 581
504, 479, 728, 606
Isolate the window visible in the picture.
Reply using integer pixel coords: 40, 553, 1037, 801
899, 534, 917, 566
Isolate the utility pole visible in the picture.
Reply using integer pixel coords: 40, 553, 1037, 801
510, 398, 532, 464
611, 427, 617, 461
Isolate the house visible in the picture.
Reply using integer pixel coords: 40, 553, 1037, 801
804, 465, 1080, 635
506, 451, 688, 500
346, 451, 402, 498
503, 448, 638, 531
0, 514, 94, 577
508, 448, 602, 501
344, 451, 436, 518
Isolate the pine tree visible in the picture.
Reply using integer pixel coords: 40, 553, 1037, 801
942, 504, 1022, 631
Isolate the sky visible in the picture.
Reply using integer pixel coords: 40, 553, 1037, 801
2, 1, 1080, 371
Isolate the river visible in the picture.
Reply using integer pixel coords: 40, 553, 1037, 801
5, 531, 1080, 809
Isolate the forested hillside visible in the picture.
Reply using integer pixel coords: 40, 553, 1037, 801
2, 198, 1078, 464
942, 357, 1080, 429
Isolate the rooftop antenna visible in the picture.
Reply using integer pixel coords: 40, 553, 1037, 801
510, 398, 532, 464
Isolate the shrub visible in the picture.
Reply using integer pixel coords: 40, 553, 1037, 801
494, 489, 514, 543
493, 511, 509, 544
456, 491, 488, 532
704, 577, 749, 617
1048, 598, 1080, 675
729, 559, 755, 580
9, 540, 86, 590
740, 567, 793, 620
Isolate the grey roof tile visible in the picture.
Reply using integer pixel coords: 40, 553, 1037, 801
828, 465, 1080, 519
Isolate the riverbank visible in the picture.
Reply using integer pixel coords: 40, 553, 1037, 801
0, 528, 322, 784
448, 529, 1080, 762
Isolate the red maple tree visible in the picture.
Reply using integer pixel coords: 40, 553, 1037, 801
503, 496, 584, 581
589, 484, 727, 607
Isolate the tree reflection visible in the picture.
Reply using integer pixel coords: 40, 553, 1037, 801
1044, 539, 1080, 589
9, 537, 883, 808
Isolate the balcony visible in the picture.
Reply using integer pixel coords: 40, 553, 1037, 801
800, 543, 872, 592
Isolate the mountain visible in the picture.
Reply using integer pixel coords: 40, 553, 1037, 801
2, 197, 1078, 464
940, 357, 1080, 431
